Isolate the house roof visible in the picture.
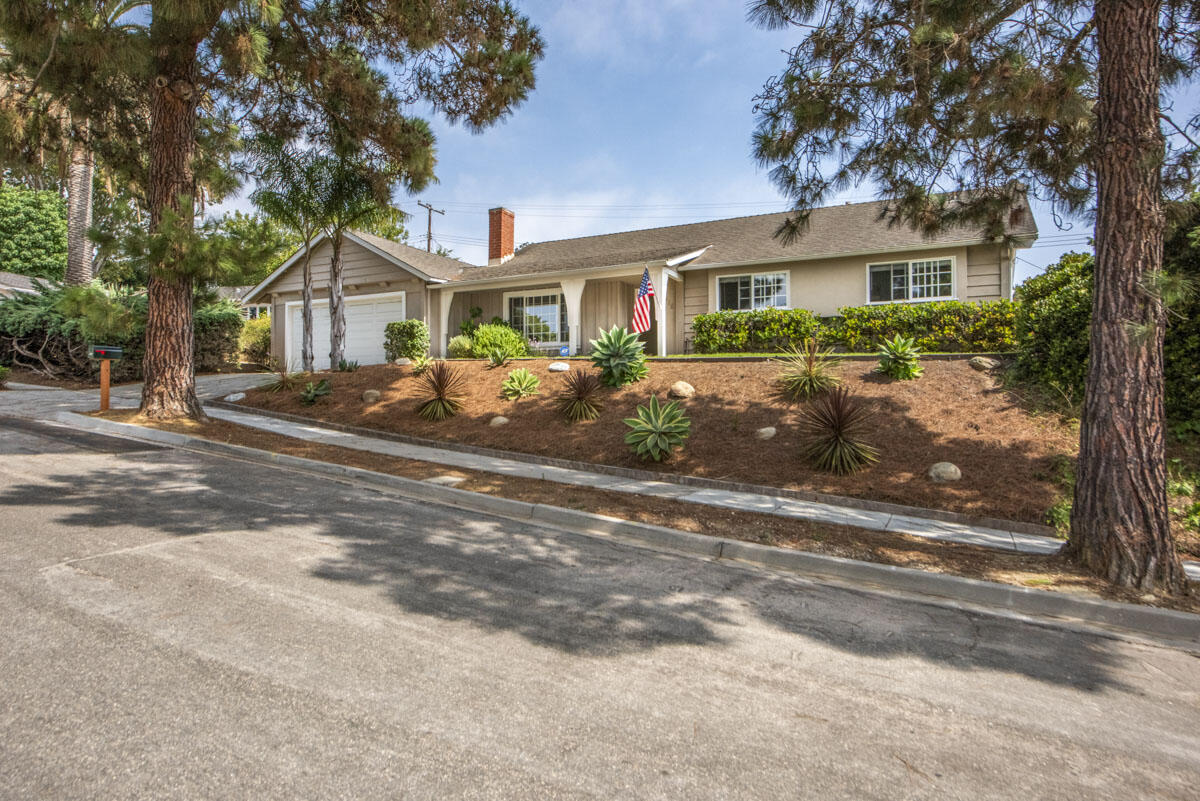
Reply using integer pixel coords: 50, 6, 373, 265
453, 195, 1039, 283
242, 230, 473, 303
0, 271, 37, 293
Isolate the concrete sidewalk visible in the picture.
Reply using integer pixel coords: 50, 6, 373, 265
204, 405, 1067, 558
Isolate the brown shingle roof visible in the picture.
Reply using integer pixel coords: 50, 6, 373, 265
0, 271, 37, 292
452, 195, 1038, 282
350, 230, 471, 281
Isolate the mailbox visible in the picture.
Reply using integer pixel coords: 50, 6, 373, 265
88, 345, 123, 360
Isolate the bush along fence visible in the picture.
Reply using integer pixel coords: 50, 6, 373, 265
690, 300, 1018, 354
0, 281, 243, 381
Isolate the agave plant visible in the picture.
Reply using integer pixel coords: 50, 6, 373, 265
589, 325, 649, 387
876, 334, 924, 380
486, 346, 512, 369
415, 361, 467, 421
299, 379, 332, 406
623, 395, 691, 462
337, 359, 360, 372
774, 337, 842, 401
410, 354, 432, 375
799, 386, 879, 474
556, 368, 604, 422
501, 367, 540, 400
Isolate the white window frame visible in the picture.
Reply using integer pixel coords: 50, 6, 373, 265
865, 256, 956, 304
502, 290, 567, 347
715, 271, 790, 312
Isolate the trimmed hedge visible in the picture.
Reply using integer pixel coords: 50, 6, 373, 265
383, 319, 430, 362
469, 323, 529, 359
691, 300, 1017, 354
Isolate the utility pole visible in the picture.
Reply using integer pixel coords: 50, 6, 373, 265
417, 200, 445, 252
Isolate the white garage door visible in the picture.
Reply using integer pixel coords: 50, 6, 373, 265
288, 293, 406, 370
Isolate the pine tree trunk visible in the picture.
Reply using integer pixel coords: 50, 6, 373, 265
301, 245, 314, 373
140, 53, 203, 421
64, 127, 94, 286
1065, 0, 1188, 594
328, 233, 346, 369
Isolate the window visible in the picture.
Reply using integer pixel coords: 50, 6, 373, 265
241, 305, 269, 320
868, 258, 953, 303
506, 292, 567, 345
717, 272, 788, 311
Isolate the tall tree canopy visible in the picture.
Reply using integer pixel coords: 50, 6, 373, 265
0, 180, 67, 279
0, 0, 543, 418
750, 0, 1197, 593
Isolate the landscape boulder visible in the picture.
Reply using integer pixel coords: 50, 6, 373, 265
548, 361, 570, 372
928, 462, 962, 482
668, 380, 695, 399
394, 357, 412, 366
755, 426, 776, 440
489, 415, 510, 427
968, 356, 1001, 372
223, 392, 246, 403
362, 389, 381, 403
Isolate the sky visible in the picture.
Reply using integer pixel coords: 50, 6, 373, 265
222, 0, 1093, 283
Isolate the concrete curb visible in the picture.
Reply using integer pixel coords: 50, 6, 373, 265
57, 411, 1200, 647
205, 400, 1055, 538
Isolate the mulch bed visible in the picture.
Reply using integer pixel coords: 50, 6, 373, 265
99, 408, 1199, 613
240, 359, 1079, 526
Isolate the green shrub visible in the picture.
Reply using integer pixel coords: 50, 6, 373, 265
1012, 253, 1092, 399
589, 325, 649, 387
299, 378, 331, 405
623, 395, 691, 462
557, 368, 603, 422
692, 307, 821, 353
832, 300, 1017, 352
775, 338, 842, 401
415, 361, 466, 421
447, 334, 474, 358
876, 334, 924, 380
383, 319, 430, 362
799, 387, 879, 474
469, 323, 527, 360
0, 364, 9, 387
501, 367, 540, 400
239, 314, 272, 365
192, 299, 244, 373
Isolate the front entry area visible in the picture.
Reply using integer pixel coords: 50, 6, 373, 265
287, 291, 406, 369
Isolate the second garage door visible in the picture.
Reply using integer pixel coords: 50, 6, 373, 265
289, 292, 406, 369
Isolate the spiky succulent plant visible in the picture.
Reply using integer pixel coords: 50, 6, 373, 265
589, 325, 649, 387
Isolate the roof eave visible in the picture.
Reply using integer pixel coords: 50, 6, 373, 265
675, 236, 1033, 272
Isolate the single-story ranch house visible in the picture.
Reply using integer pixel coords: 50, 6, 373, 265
242, 195, 1039, 368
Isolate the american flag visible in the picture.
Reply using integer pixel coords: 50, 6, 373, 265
631, 268, 655, 334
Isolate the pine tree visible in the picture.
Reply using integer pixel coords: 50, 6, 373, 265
749, 0, 1194, 593
0, 0, 543, 419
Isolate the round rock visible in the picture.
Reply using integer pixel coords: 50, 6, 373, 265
928, 462, 962, 482
394, 357, 412, 366
548, 361, 570, 372
755, 426, 776, 440
362, 389, 381, 403
489, 415, 510, 427
968, 356, 1001, 371
668, 380, 695, 399
223, 392, 246, 403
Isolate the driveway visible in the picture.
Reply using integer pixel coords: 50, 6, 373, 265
0, 418, 1198, 799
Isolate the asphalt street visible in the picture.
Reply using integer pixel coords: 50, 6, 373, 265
1, 416, 1198, 800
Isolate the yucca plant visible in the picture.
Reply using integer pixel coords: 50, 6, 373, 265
486, 346, 512, 369
557, 368, 604, 422
415, 361, 467, 421
589, 325, 649, 387
261, 359, 307, 393
501, 367, 540, 400
876, 334, 924, 380
799, 386, 879, 474
299, 379, 332, 406
623, 395, 691, 462
774, 337, 842, 401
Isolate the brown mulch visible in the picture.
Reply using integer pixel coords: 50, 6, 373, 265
98, 408, 1200, 613
240, 359, 1079, 526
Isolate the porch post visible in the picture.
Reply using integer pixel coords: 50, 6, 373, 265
560, 278, 587, 355
654, 266, 669, 357
438, 288, 455, 357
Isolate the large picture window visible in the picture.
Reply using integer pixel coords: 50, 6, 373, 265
717, 272, 788, 311
505, 291, 567, 346
868, 258, 953, 303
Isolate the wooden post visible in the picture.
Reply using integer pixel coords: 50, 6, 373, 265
100, 359, 110, 412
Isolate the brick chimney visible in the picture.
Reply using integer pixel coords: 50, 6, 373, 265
488, 207, 515, 266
